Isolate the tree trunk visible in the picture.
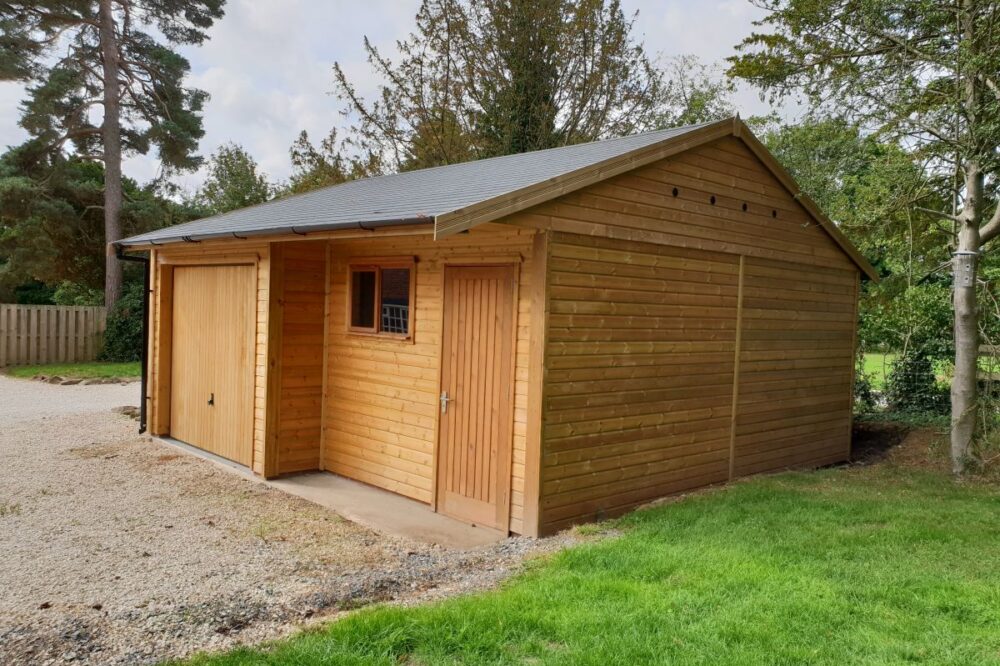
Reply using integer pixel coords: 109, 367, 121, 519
99, 0, 123, 308
950, 170, 982, 474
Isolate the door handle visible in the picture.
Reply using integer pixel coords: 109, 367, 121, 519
440, 391, 453, 414
208, 392, 215, 406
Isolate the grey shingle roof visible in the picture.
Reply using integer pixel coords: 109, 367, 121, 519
118, 122, 713, 247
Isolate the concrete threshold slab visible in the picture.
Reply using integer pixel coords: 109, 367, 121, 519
154, 436, 504, 550
267, 472, 505, 550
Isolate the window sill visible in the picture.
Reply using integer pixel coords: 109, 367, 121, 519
346, 329, 414, 343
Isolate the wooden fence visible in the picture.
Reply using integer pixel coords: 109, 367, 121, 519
0, 304, 108, 366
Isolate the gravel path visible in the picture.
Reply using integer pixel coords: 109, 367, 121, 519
0, 375, 573, 665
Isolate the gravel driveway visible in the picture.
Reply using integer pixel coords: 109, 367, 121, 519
0, 375, 570, 665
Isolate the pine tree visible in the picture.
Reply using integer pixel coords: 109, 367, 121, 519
0, 0, 225, 306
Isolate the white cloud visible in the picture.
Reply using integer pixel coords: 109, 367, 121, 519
1, 0, 788, 190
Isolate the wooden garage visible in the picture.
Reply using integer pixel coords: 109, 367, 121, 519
116, 117, 876, 537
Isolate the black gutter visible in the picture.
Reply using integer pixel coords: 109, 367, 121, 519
114, 246, 150, 434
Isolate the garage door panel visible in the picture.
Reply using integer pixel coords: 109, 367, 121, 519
170, 265, 255, 466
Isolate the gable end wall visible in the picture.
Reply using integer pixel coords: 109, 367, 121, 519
510, 136, 860, 534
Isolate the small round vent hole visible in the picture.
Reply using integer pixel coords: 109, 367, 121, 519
672, 187, 679, 197
772, 209, 778, 218
742, 202, 748, 212
710, 195, 717, 205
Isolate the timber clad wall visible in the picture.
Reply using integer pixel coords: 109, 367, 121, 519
733, 258, 857, 475
541, 234, 740, 532
273, 241, 327, 474
523, 136, 860, 534
321, 226, 536, 535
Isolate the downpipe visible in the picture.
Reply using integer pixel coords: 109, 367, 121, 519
114, 245, 150, 434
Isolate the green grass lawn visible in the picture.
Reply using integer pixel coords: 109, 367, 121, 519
182, 436, 1000, 666
5, 361, 141, 379
861, 352, 898, 390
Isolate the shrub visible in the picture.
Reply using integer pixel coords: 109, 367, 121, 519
885, 350, 949, 414
100, 281, 144, 362
52, 280, 103, 306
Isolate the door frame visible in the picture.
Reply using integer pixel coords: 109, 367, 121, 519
432, 261, 520, 532
154, 253, 259, 468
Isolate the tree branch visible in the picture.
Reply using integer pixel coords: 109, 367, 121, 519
916, 206, 964, 224
979, 203, 1000, 244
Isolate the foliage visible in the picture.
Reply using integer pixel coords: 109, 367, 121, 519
285, 129, 381, 195
0, 144, 196, 301
100, 281, 144, 362
52, 281, 104, 306
656, 55, 735, 127
330, 0, 671, 172
0, 0, 225, 305
885, 350, 950, 415
11, 280, 55, 305
0, 1, 224, 173
6, 361, 140, 379
197, 143, 274, 214
183, 460, 1000, 665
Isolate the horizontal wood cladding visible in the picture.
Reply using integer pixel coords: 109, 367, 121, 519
508, 136, 857, 272
321, 226, 535, 534
732, 257, 856, 476
539, 233, 740, 533
274, 241, 327, 475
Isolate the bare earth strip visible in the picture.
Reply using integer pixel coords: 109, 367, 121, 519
0, 376, 570, 665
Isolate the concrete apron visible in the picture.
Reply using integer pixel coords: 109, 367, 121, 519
155, 436, 505, 550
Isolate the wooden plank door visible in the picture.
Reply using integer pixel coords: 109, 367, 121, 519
436, 265, 517, 530
170, 265, 256, 466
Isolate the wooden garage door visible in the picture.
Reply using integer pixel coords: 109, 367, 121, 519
436, 265, 516, 530
170, 265, 255, 466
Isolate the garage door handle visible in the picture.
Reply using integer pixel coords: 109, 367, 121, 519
208, 393, 214, 406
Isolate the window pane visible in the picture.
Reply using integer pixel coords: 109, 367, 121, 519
351, 270, 376, 329
379, 267, 410, 334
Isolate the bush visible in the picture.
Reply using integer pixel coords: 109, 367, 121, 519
885, 350, 949, 414
100, 281, 144, 362
52, 280, 103, 306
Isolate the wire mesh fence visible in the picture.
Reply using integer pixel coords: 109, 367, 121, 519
854, 341, 1000, 462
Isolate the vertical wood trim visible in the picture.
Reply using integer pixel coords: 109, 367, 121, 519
523, 231, 550, 536
429, 255, 445, 511
318, 240, 333, 473
263, 243, 286, 478
153, 263, 174, 435
846, 271, 861, 460
728, 255, 746, 481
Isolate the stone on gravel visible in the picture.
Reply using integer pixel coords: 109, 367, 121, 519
60, 379, 82, 386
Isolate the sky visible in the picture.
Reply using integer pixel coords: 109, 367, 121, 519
0, 0, 775, 194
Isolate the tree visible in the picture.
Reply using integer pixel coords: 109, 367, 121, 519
729, 0, 1000, 473
284, 129, 381, 195
330, 0, 666, 172
197, 143, 273, 214
0, 142, 195, 301
0, 0, 225, 307
657, 55, 735, 127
